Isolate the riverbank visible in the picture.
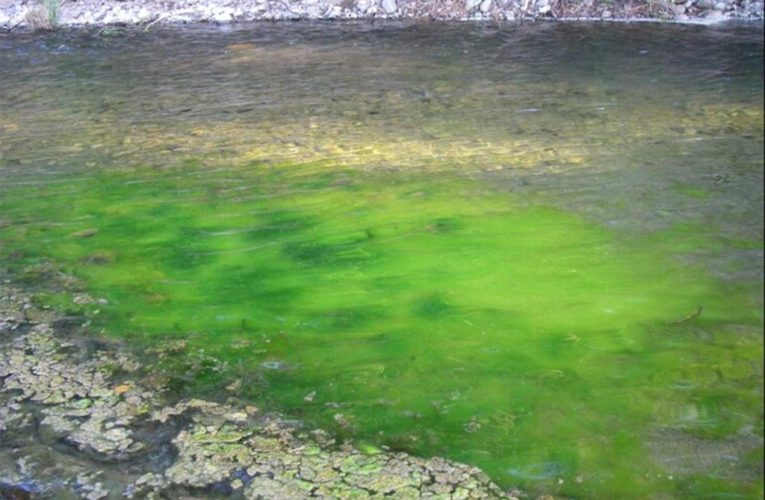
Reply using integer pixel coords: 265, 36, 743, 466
0, 0, 763, 30
0, 279, 519, 499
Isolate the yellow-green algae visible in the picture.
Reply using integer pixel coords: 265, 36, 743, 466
1, 162, 761, 498
0, 21, 762, 499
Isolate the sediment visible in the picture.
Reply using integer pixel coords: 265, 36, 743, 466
0, 0, 763, 30
0, 280, 516, 499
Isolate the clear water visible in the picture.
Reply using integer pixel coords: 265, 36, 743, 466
1, 21, 763, 498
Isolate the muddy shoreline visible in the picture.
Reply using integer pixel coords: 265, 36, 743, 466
0, 0, 763, 30
0, 280, 517, 499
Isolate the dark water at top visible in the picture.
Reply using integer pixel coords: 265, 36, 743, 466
1, 21, 763, 498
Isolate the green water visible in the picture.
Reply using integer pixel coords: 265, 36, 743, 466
1, 22, 763, 498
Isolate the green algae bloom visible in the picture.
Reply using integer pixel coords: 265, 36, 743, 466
1, 21, 762, 499
2, 163, 762, 498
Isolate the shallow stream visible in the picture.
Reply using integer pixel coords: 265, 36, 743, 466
1, 21, 763, 498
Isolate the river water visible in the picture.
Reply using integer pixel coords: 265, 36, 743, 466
1, 21, 763, 498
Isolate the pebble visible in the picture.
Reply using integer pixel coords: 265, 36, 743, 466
1, 0, 761, 28
114, 384, 131, 394
380, 0, 398, 14
357, 0, 375, 13
467, 0, 483, 10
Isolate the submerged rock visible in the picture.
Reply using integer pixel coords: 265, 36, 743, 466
647, 427, 763, 479
260, 359, 290, 370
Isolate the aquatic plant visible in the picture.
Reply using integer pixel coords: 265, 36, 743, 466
26, 0, 61, 31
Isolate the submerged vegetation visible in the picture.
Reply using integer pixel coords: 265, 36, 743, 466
1, 21, 763, 499
2, 160, 762, 498
0, 285, 513, 498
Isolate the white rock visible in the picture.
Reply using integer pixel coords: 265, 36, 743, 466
480, 0, 493, 13
380, 0, 397, 14
303, 5, 322, 16
211, 9, 233, 22
466, 0, 482, 10
706, 8, 728, 19
137, 8, 152, 22
539, 4, 551, 14
80, 14, 96, 25
357, 0, 374, 12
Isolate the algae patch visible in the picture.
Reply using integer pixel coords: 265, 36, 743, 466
0, 283, 514, 499
1, 165, 761, 498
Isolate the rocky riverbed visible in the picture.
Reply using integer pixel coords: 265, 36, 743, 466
0, 280, 519, 499
0, 0, 763, 30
